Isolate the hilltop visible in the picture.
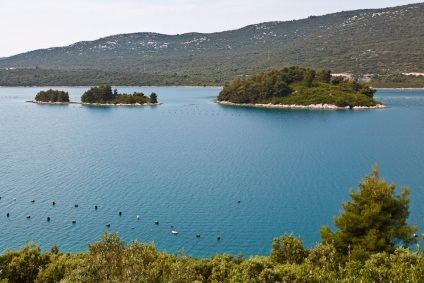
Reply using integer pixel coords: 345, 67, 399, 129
0, 3, 423, 87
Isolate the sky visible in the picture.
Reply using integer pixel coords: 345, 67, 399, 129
0, 0, 420, 57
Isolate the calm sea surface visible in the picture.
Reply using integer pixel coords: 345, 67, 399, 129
0, 87, 423, 258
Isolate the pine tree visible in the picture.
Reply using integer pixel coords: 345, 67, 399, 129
149, 92, 158, 104
320, 164, 417, 262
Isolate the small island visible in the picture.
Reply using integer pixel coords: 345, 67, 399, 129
33, 89, 70, 103
81, 85, 159, 106
29, 85, 160, 106
217, 66, 386, 109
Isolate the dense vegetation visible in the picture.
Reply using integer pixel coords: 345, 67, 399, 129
370, 73, 424, 88
0, 69, 218, 87
0, 166, 421, 282
34, 89, 70, 103
80, 85, 158, 104
217, 67, 380, 108
0, 3, 423, 87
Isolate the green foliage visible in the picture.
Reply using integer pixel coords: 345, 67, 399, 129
316, 69, 332, 83
270, 233, 309, 264
0, 242, 49, 283
35, 253, 82, 283
81, 85, 114, 103
306, 242, 338, 272
218, 66, 379, 107
370, 74, 424, 88
359, 248, 424, 282
81, 85, 158, 104
1, 234, 424, 282
0, 69, 217, 87
320, 164, 418, 262
64, 232, 178, 282
150, 92, 158, 103
34, 89, 69, 103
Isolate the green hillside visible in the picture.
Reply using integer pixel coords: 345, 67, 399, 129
0, 3, 423, 87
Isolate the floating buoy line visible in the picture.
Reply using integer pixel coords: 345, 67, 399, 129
2, 197, 222, 241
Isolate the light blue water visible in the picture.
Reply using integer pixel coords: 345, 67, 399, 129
0, 87, 423, 258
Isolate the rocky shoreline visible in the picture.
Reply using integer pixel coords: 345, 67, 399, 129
216, 101, 389, 110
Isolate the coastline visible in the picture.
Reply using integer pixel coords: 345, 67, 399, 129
374, 87, 424, 90
216, 101, 389, 110
27, 100, 162, 106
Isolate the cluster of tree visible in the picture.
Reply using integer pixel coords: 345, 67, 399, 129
34, 89, 70, 103
370, 73, 424, 88
1, 67, 423, 89
81, 85, 158, 104
0, 165, 422, 282
218, 67, 380, 108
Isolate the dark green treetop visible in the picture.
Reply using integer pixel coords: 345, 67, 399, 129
34, 89, 70, 103
149, 92, 158, 104
320, 165, 418, 262
81, 85, 114, 103
81, 85, 158, 104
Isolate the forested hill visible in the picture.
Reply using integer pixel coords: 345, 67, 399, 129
0, 3, 423, 87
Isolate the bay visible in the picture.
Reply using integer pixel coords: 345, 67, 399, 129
0, 87, 423, 258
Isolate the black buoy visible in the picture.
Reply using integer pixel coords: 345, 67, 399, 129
106, 224, 111, 227
52, 201, 56, 205
119, 211, 122, 216
95, 205, 98, 210
31, 200, 35, 203
237, 200, 241, 203
6, 213, 9, 217
196, 234, 201, 238
74, 204, 78, 208
47, 217, 50, 222
27, 215, 31, 219
72, 220, 76, 224
217, 236, 221, 241
155, 221, 159, 225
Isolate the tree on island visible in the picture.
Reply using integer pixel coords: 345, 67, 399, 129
320, 165, 418, 262
35, 89, 70, 103
81, 85, 114, 103
81, 85, 158, 104
217, 66, 380, 107
149, 92, 158, 104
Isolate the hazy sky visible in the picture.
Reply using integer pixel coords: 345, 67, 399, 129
0, 0, 420, 57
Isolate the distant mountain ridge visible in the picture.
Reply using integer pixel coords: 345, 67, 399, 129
0, 3, 423, 86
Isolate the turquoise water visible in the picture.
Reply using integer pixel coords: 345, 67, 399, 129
0, 87, 423, 258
